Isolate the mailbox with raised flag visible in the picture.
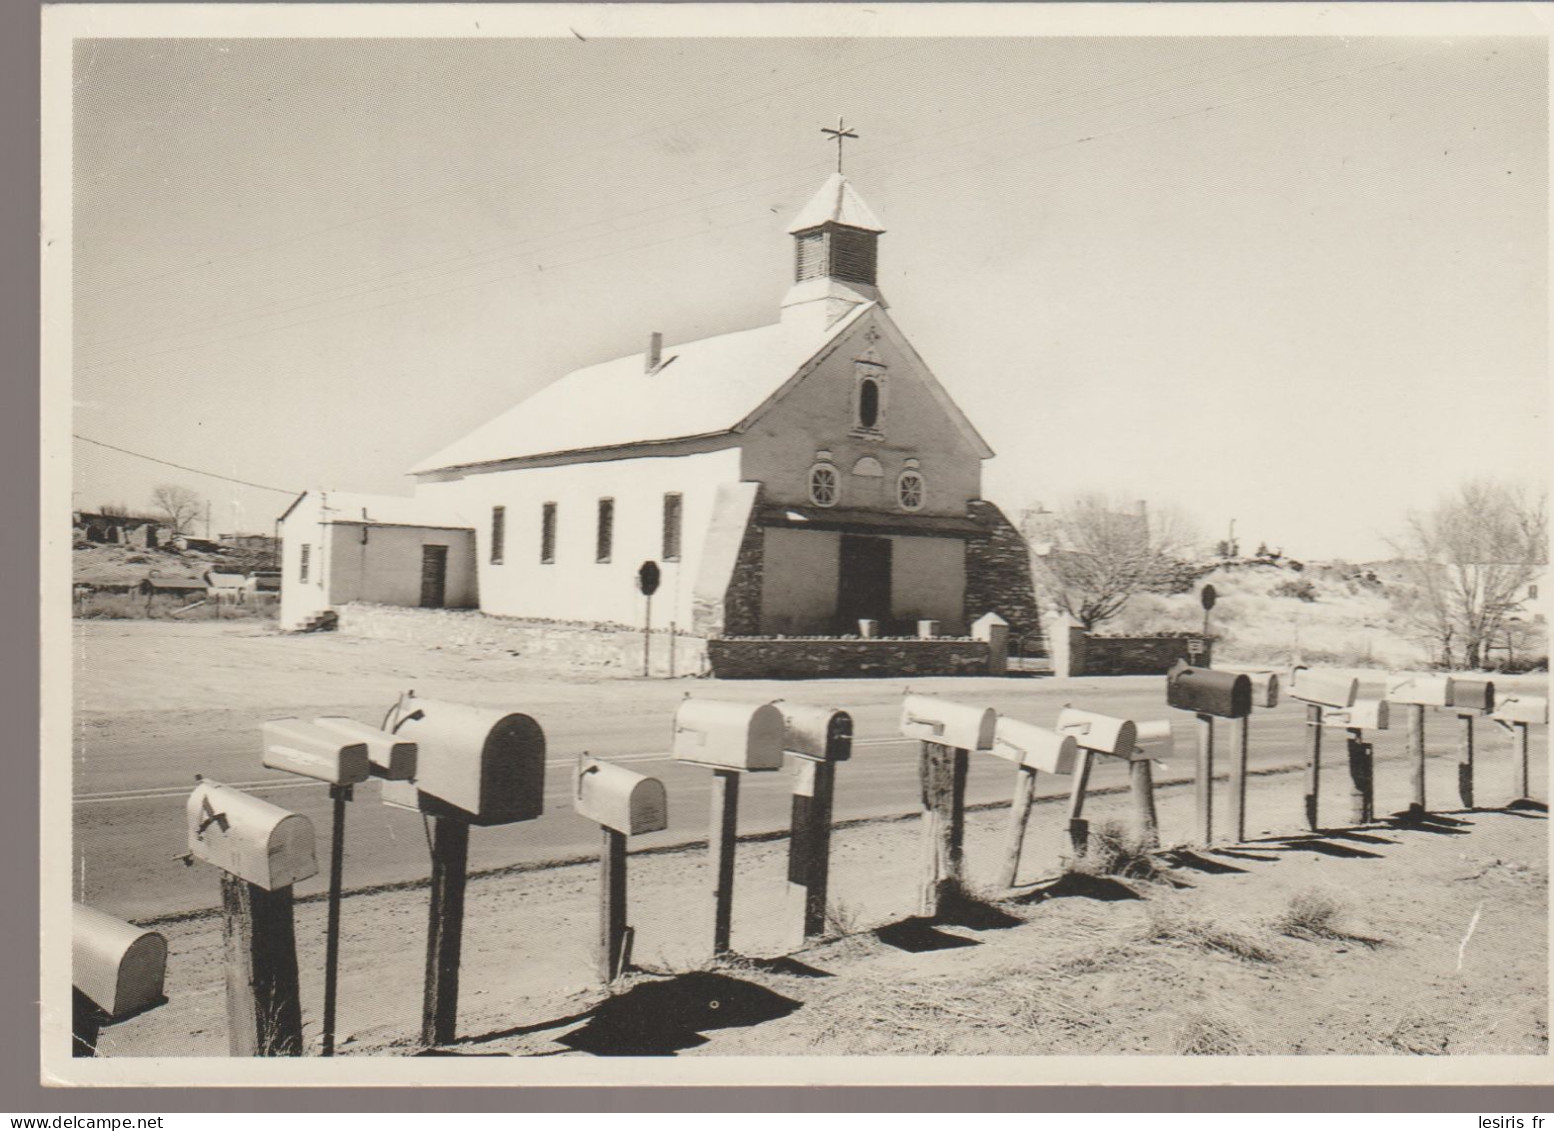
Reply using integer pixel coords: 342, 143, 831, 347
575, 756, 668, 836
382, 696, 546, 825
72, 904, 168, 1022
780, 702, 853, 763
311, 716, 417, 781
1493, 694, 1549, 726
991, 717, 1078, 775
186, 781, 319, 891
1386, 675, 1455, 708
261, 718, 372, 787
673, 699, 785, 772
1166, 661, 1252, 719
1055, 707, 1139, 759
899, 694, 996, 751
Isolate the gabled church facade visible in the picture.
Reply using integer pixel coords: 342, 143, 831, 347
280, 173, 1040, 664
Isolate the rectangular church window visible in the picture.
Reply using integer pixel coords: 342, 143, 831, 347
540, 502, 556, 564
490, 506, 505, 565
299, 544, 310, 582
662, 493, 682, 562
596, 498, 614, 564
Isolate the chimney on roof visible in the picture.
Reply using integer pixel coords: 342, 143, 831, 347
646, 332, 662, 374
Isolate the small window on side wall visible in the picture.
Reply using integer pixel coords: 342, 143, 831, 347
596, 498, 614, 563
540, 503, 556, 564
490, 506, 505, 565
897, 470, 925, 512
809, 463, 840, 508
299, 544, 311, 582
662, 493, 682, 561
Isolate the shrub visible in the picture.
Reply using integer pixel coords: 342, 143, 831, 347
1271, 578, 1319, 602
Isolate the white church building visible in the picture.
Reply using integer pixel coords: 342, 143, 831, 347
279, 171, 1041, 672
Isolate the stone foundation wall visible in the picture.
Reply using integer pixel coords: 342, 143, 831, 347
1067, 625, 1212, 676
964, 500, 1043, 651
338, 602, 708, 676
707, 636, 990, 679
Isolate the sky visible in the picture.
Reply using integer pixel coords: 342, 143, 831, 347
65, 20, 1548, 559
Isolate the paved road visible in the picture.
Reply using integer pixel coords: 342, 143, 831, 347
73, 675, 1418, 920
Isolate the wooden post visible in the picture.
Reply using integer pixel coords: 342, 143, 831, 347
320, 784, 351, 1057
1406, 703, 1427, 817
1130, 757, 1160, 849
709, 768, 740, 956
788, 755, 840, 941
1304, 704, 1324, 830
1512, 721, 1531, 801
642, 593, 652, 678
1195, 712, 1215, 845
1346, 730, 1374, 825
71, 989, 102, 1058
1457, 712, 1476, 809
1000, 765, 1038, 888
1228, 714, 1250, 843
918, 742, 967, 917
1066, 749, 1095, 858
421, 815, 470, 1048
599, 827, 628, 981
221, 872, 304, 1057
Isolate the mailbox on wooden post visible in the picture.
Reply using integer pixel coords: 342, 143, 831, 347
1387, 676, 1455, 816
1446, 679, 1496, 809
381, 694, 547, 1048
1493, 694, 1547, 803
311, 716, 418, 781
674, 698, 784, 956
1166, 662, 1251, 845
1290, 668, 1361, 831
992, 717, 1078, 888
1321, 700, 1388, 826
1225, 671, 1279, 843
186, 780, 316, 1057
72, 904, 167, 1057
901, 695, 996, 917
1056, 707, 1140, 858
575, 756, 668, 982
779, 703, 852, 942
1128, 720, 1172, 848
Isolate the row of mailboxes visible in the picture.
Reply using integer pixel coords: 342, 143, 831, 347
899, 694, 997, 752
575, 756, 668, 836
381, 697, 547, 826
73, 904, 168, 1022
186, 780, 319, 891
1165, 662, 1252, 719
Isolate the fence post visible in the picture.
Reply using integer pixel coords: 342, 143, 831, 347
918, 741, 967, 917
1065, 749, 1094, 857
1228, 714, 1250, 842
1512, 721, 1531, 802
1457, 712, 1476, 809
1406, 702, 1427, 817
1130, 757, 1160, 849
599, 826, 628, 981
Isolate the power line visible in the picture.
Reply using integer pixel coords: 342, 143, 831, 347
74, 434, 300, 495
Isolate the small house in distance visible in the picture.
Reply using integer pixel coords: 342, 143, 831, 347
279, 170, 1041, 674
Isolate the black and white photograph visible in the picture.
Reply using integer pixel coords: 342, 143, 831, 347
43, 3, 1551, 1086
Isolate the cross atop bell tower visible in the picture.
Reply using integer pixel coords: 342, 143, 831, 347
821, 116, 859, 174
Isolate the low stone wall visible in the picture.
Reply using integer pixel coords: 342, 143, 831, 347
707, 636, 990, 679
338, 603, 708, 676
1066, 625, 1212, 676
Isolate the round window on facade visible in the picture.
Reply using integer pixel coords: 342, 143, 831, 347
809, 463, 840, 508
897, 469, 925, 511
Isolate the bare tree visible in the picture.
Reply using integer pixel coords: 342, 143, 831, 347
1389, 479, 1548, 670
1032, 494, 1201, 630
150, 483, 203, 534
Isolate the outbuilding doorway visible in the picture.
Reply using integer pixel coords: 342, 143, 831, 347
420, 544, 449, 608
836, 534, 892, 633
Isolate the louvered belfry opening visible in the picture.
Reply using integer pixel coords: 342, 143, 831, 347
793, 223, 878, 287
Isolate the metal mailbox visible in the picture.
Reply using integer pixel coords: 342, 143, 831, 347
1325, 699, 1390, 731
1165, 661, 1252, 719
991, 717, 1078, 775
1247, 671, 1280, 709
1450, 679, 1496, 713
673, 699, 785, 772
72, 904, 167, 1021
384, 697, 547, 825
1493, 694, 1549, 726
574, 756, 668, 836
1056, 707, 1139, 759
1134, 719, 1174, 761
780, 703, 853, 763
261, 718, 371, 786
186, 780, 318, 890
1386, 675, 1455, 708
899, 694, 996, 751
1289, 668, 1359, 709
311, 716, 417, 781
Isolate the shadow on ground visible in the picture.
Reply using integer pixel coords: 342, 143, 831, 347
547, 971, 803, 1056
875, 891, 1024, 952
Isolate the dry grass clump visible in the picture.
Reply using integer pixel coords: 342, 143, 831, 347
1174, 1010, 1263, 1056
1270, 887, 1383, 947
1143, 903, 1277, 964
1070, 820, 1163, 884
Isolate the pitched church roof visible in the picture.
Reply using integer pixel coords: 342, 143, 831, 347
786, 173, 885, 234
410, 303, 874, 475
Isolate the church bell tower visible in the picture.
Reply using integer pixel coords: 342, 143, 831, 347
781, 121, 887, 330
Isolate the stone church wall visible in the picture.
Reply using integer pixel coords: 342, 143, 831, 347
963, 499, 1043, 651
